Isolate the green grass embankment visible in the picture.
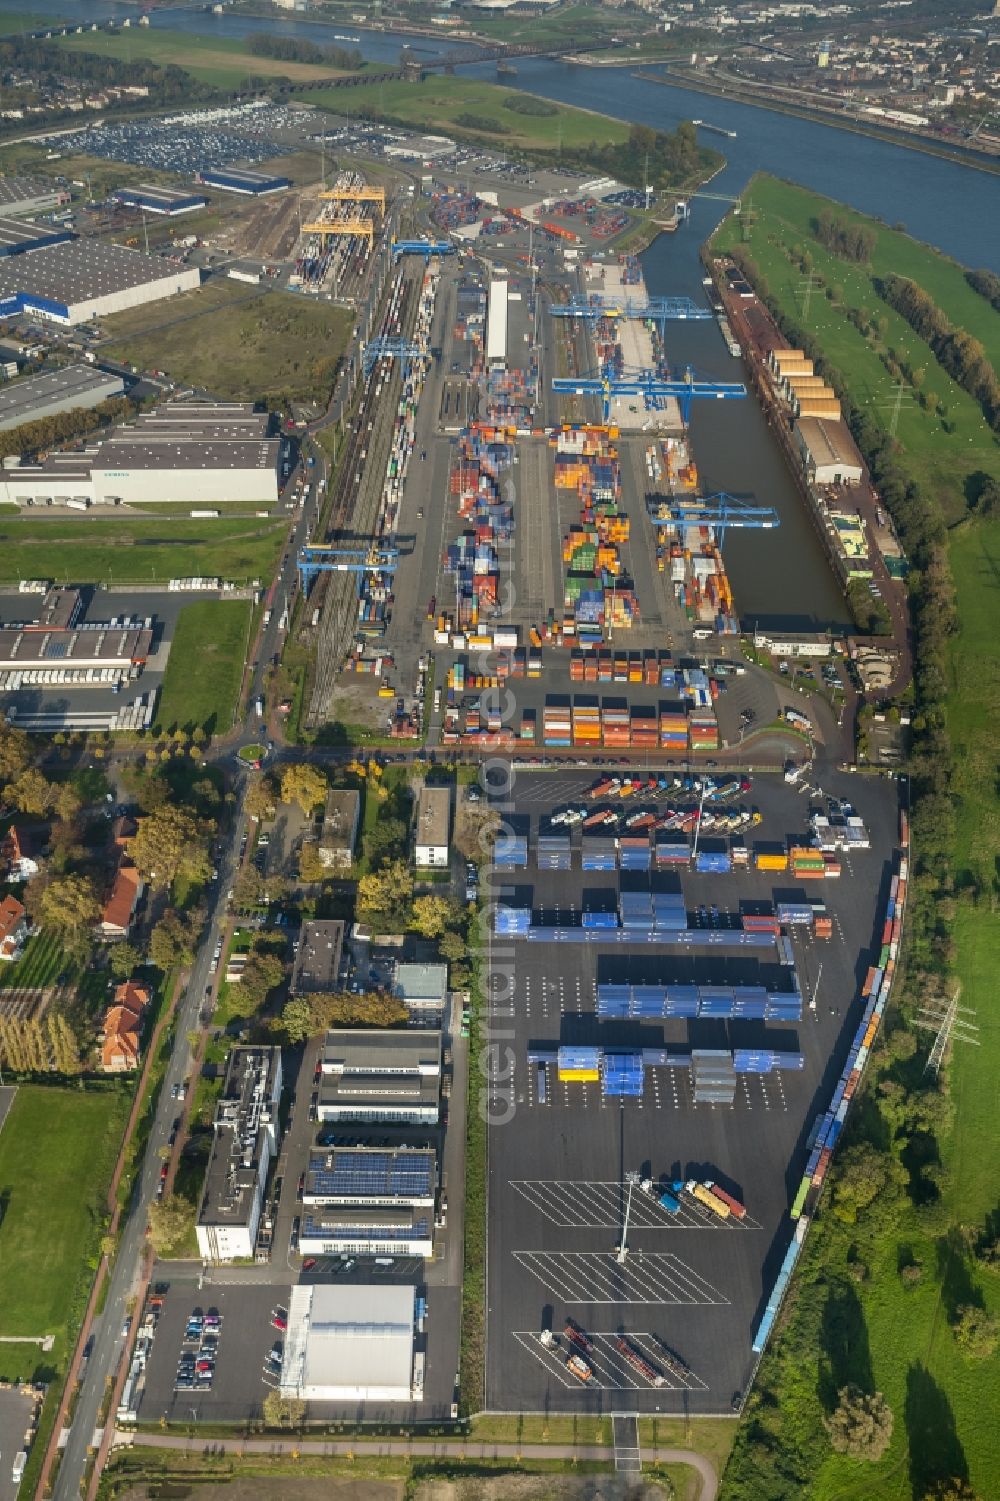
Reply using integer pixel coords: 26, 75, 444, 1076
0, 516, 284, 586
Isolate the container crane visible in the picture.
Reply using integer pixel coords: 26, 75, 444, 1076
551, 295, 713, 340
553, 364, 747, 425
647, 492, 780, 546
362, 335, 425, 379
297, 544, 399, 595
391, 239, 455, 260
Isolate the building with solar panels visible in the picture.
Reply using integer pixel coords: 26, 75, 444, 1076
300, 1145, 437, 1258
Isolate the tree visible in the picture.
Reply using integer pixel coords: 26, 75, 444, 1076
953, 1304, 999, 1360
411, 894, 459, 939
357, 860, 413, 925
281, 997, 314, 1044
109, 942, 144, 979
262, 1390, 305, 1429
146, 1193, 194, 1256
973, 475, 1000, 518
149, 908, 199, 971
826, 1385, 894, 1460
923, 1480, 984, 1501
279, 762, 327, 814
131, 804, 212, 890
51, 783, 81, 822
439, 928, 467, 965
244, 772, 278, 822
298, 840, 327, 885
363, 815, 407, 867
832, 1142, 895, 1222
232, 945, 285, 1012
8, 767, 55, 816
0, 712, 30, 786
39, 873, 101, 943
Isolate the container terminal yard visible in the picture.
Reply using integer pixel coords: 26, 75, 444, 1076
285, 162, 905, 1417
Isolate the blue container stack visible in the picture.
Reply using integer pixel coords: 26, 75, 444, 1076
582, 834, 617, 871
653, 891, 687, 931
494, 903, 531, 936
537, 830, 572, 871
655, 832, 692, 866
619, 837, 652, 872
602, 1052, 645, 1097
495, 830, 529, 869
695, 849, 732, 874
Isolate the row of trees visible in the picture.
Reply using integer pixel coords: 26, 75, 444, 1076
966, 266, 1000, 314
282, 989, 408, 1043
0, 393, 133, 464
876, 274, 1000, 433
0, 1012, 81, 1073
245, 31, 362, 71
812, 207, 877, 264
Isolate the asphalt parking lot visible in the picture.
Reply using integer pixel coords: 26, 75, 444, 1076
483, 767, 899, 1414
0, 1386, 35, 1501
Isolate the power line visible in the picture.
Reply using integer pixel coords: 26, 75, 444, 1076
913, 987, 979, 1077
796, 275, 823, 320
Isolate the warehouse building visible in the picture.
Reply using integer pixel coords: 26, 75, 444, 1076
0, 216, 74, 259
318, 1028, 441, 1125
300, 1145, 437, 1258
0, 623, 152, 676
0, 176, 66, 218
196, 167, 290, 196
486, 277, 508, 369
0, 399, 280, 507
414, 784, 450, 868
0, 363, 124, 433
0, 240, 200, 326
794, 416, 864, 487
280, 1284, 416, 1402
111, 183, 207, 216
196, 1046, 283, 1263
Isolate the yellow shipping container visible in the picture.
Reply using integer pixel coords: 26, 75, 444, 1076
756, 853, 788, 871
558, 1068, 600, 1083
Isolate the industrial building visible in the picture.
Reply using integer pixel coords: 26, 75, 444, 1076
794, 416, 864, 487
0, 363, 124, 433
0, 176, 66, 218
393, 962, 449, 1022
280, 1284, 416, 1402
486, 277, 508, 368
300, 1145, 437, 1258
0, 240, 200, 326
414, 784, 450, 867
318, 1028, 442, 1125
0, 400, 281, 508
111, 183, 207, 217
196, 1046, 283, 1263
0, 623, 153, 675
290, 919, 345, 994
196, 167, 290, 196
0, 216, 74, 259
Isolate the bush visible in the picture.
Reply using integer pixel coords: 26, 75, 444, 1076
503, 93, 557, 116
826, 1385, 894, 1460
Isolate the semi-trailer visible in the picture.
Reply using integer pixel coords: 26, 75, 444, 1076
615, 1336, 666, 1386
706, 1182, 746, 1220
650, 1335, 692, 1382
687, 1180, 731, 1218
564, 1320, 592, 1352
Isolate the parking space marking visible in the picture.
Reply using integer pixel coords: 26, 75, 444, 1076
510, 1179, 761, 1230
513, 1250, 730, 1304
513, 1331, 709, 1392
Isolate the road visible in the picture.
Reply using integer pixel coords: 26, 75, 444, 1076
112, 1432, 719, 1497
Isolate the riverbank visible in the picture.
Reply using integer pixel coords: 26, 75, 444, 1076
632, 66, 1000, 177
709, 182, 1000, 1501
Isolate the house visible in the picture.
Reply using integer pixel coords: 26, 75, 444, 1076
0, 894, 27, 962
99, 978, 151, 1072
100, 864, 143, 940
414, 785, 451, 868
1, 826, 40, 881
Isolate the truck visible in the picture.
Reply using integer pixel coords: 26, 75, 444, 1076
12, 1452, 27, 1485
706, 1182, 746, 1220
564, 1320, 592, 1353
687, 1180, 731, 1219
650, 1335, 691, 1382
537, 1061, 546, 1104
783, 707, 812, 733
262, 609, 272, 627
614, 1336, 665, 1386
658, 1189, 681, 1214
254, 695, 264, 717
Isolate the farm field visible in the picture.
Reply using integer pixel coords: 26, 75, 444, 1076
54, 29, 341, 89
711, 174, 1000, 523
0, 515, 285, 586
0, 1085, 129, 1362
154, 598, 252, 735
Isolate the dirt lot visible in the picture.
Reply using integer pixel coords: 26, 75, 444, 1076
413, 1480, 673, 1501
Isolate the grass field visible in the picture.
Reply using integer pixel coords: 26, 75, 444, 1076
712, 176, 1000, 523
154, 599, 252, 736
304, 77, 629, 152
54, 29, 342, 89
0, 929, 72, 992
102, 282, 352, 407
0, 1085, 129, 1363
0, 515, 284, 586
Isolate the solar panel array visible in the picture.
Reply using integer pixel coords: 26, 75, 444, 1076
308, 1149, 434, 1199
303, 1215, 431, 1242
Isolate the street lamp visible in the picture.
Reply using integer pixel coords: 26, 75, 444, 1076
617, 1170, 641, 1264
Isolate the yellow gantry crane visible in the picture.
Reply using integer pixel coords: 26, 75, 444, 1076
319, 185, 386, 212
301, 216, 375, 246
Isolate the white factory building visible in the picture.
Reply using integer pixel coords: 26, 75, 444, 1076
0, 400, 281, 508
0, 240, 200, 326
195, 1046, 283, 1263
280, 1284, 417, 1402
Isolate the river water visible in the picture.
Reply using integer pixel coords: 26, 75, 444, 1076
7, 1, 996, 625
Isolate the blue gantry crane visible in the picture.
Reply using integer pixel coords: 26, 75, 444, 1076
552, 364, 747, 425
551, 295, 713, 340
391, 239, 455, 260
297, 544, 399, 595
647, 492, 780, 546
362, 336, 425, 380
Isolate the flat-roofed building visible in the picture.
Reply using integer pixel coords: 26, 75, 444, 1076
393, 962, 448, 1021
318, 1028, 441, 1125
0, 239, 200, 326
291, 919, 345, 995
111, 184, 207, 217
0, 364, 124, 433
414, 784, 450, 868
196, 1045, 283, 1262
318, 788, 360, 869
280, 1284, 415, 1402
300, 1144, 437, 1257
